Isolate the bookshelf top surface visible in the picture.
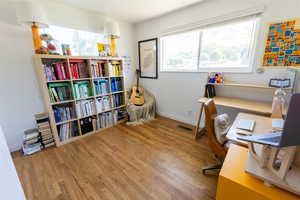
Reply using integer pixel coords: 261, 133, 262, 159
35, 54, 123, 61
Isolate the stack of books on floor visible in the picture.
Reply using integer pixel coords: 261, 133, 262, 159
44, 62, 70, 81
97, 112, 114, 129
53, 105, 75, 123
70, 59, 89, 79
112, 94, 123, 107
94, 79, 109, 95
22, 128, 41, 155
110, 77, 122, 92
91, 60, 106, 77
108, 61, 122, 76
73, 81, 92, 99
35, 113, 55, 148
76, 99, 95, 117
48, 83, 72, 102
59, 121, 80, 141
95, 96, 111, 112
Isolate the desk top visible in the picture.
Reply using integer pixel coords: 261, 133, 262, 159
226, 113, 273, 147
198, 96, 272, 115
216, 145, 299, 200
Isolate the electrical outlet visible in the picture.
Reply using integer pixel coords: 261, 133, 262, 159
187, 110, 192, 116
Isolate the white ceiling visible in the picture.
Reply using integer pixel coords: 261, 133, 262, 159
58, 0, 205, 23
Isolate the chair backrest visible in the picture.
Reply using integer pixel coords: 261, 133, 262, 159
204, 99, 227, 160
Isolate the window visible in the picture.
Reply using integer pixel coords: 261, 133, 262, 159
41, 25, 105, 56
161, 30, 200, 72
160, 16, 259, 72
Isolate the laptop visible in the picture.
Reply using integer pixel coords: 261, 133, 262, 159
238, 93, 300, 147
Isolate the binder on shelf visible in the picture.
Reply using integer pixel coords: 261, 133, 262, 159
48, 82, 73, 102
70, 59, 89, 79
73, 81, 92, 99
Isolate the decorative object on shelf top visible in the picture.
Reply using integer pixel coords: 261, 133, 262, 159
15, 0, 48, 53
208, 72, 224, 84
40, 33, 60, 55
104, 18, 120, 57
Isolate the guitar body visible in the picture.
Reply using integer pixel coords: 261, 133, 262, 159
130, 86, 145, 106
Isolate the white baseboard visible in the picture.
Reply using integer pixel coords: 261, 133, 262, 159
157, 111, 197, 126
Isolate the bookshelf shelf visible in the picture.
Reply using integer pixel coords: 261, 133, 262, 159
95, 93, 110, 97
113, 105, 126, 110
34, 55, 127, 146
93, 76, 109, 79
73, 78, 92, 81
111, 91, 124, 94
78, 114, 96, 120
47, 80, 71, 83
75, 96, 94, 101
56, 118, 78, 125
51, 100, 75, 105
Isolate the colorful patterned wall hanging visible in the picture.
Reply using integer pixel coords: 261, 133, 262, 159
263, 19, 300, 67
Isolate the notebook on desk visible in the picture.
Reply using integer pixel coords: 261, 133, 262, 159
236, 119, 256, 132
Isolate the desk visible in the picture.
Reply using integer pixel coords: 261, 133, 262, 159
194, 96, 272, 139
226, 113, 273, 147
216, 144, 299, 200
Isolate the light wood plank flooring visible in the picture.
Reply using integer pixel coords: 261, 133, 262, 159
12, 116, 218, 200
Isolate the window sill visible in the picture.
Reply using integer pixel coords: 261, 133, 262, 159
160, 67, 253, 73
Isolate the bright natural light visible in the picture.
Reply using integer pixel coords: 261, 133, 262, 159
160, 16, 258, 72
161, 30, 200, 72
41, 26, 105, 56
199, 18, 256, 69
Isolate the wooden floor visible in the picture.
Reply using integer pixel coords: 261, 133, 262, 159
12, 116, 218, 200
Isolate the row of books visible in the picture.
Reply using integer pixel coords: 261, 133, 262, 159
53, 105, 75, 123
96, 112, 115, 129
108, 61, 122, 76
111, 77, 122, 92
76, 100, 95, 118
95, 96, 111, 113
80, 117, 96, 134
22, 128, 41, 155
70, 60, 89, 79
44, 62, 70, 81
35, 113, 55, 148
91, 61, 107, 77
94, 79, 109, 95
112, 94, 123, 107
59, 121, 80, 141
73, 81, 91, 99
48, 83, 71, 102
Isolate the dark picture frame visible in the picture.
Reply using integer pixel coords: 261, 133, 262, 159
138, 38, 158, 79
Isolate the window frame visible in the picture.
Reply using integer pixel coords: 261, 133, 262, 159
159, 15, 261, 73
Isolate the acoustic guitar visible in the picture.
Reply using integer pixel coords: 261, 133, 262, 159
130, 69, 145, 106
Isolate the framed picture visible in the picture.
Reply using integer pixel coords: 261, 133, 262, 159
138, 38, 158, 79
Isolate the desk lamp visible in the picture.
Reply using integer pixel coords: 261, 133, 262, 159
15, 0, 49, 53
104, 19, 120, 57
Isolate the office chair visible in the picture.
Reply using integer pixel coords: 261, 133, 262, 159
202, 99, 230, 175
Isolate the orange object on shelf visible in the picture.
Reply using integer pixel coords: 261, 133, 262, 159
31, 23, 42, 52
216, 144, 299, 200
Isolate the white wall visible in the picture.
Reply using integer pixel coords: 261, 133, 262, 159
135, 0, 300, 125
0, 0, 136, 152
0, 125, 26, 200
